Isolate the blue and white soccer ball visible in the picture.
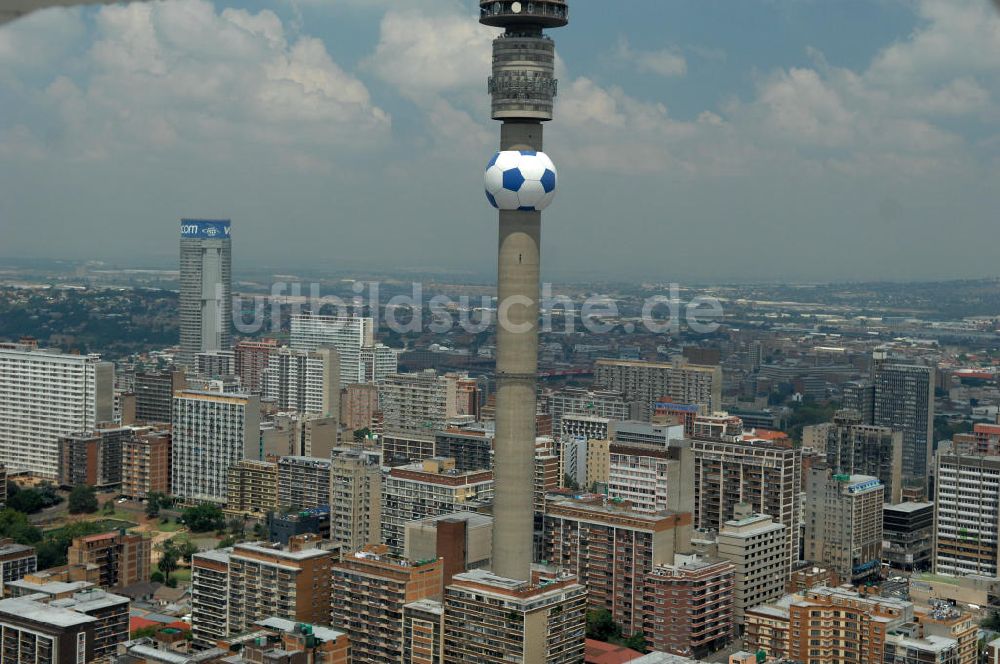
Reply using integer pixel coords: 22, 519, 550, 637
484, 150, 557, 211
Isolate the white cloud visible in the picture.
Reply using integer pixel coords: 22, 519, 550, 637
615, 38, 687, 78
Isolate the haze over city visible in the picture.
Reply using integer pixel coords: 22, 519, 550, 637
2, 0, 1000, 282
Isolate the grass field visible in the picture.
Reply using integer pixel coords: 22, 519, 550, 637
154, 519, 185, 533
171, 569, 192, 583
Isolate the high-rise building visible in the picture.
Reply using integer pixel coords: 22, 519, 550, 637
803, 469, 884, 584
0, 344, 114, 478
841, 379, 875, 424
872, 352, 935, 482
171, 390, 260, 504
277, 456, 331, 510
134, 370, 186, 424
826, 409, 903, 503
405, 513, 494, 585
594, 357, 723, 419
191, 536, 337, 649
0, 539, 37, 589
361, 343, 398, 383
121, 428, 171, 500
933, 442, 1000, 576
289, 314, 373, 385
341, 382, 380, 431
66, 530, 151, 590
404, 598, 445, 664
178, 219, 232, 369
381, 458, 493, 555
543, 495, 692, 637
717, 507, 789, 626
883, 500, 934, 572
195, 349, 235, 379
608, 439, 693, 514
329, 447, 382, 553
481, 0, 567, 584
379, 370, 459, 436
434, 427, 493, 472
57, 425, 129, 489
225, 459, 278, 517
643, 554, 735, 658
263, 346, 340, 416
443, 569, 586, 664
547, 387, 636, 435
0, 589, 130, 664
560, 413, 611, 440
234, 338, 278, 394
330, 547, 443, 663
692, 439, 800, 577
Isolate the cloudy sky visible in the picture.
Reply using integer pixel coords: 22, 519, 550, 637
0, 0, 998, 282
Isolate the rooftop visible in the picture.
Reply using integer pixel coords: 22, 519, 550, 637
0, 595, 96, 627
255, 616, 346, 642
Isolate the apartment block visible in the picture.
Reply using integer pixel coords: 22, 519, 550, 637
443, 569, 586, 664
543, 495, 692, 636
341, 382, 380, 431
134, 370, 186, 424
872, 353, 935, 483
381, 458, 493, 555
826, 409, 903, 503
404, 598, 445, 664
277, 456, 331, 510
547, 387, 636, 435
405, 513, 493, 585
594, 357, 722, 418
608, 439, 693, 514
121, 428, 171, 500
643, 555, 735, 658
234, 338, 278, 393
330, 547, 443, 663
218, 616, 350, 664
361, 343, 399, 384
0, 539, 37, 593
379, 370, 459, 436
171, 390, 260, 504
692, 439, 801, 577
263, 346, 340, 416
66, 530, 151, 591
191, 536, 338, 648
804, 469, 884, 584
329, 447, 382, 553
225, 459, 278, 517
57, 425, 130, 489
434, 427, 493, 472
933, 443, 1000, 576
0, 345, 114, 478
717, 507, 789, 625
289, 314, 374, 385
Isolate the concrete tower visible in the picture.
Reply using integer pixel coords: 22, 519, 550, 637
481, 0, 568, 582
179, 219, 232, 369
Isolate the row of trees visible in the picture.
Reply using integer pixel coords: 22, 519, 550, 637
0, 509, 105, 568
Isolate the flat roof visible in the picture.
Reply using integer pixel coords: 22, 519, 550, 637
885, 501, 934, 513
256, 616, 345, 641
0, 595, 95, 628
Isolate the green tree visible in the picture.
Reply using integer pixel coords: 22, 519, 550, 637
563, 474, 579, 491
178, 540, 198, 563
982, 611, 1000, 631
353, 427, 371, 443
103, 499, 116, 515
182, 503, 225, 533
585, 609, 621, 641
68, 485, 98, 514
621, 633, 648, 653
158, 541, 179, 578
150, 571, 165, 584
6, 487, 45, 514
0, 508, 42, 545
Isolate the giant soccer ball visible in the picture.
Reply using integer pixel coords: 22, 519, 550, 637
484, 150, 557, 211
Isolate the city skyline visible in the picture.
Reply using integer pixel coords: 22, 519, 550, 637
1, 0, 999, 282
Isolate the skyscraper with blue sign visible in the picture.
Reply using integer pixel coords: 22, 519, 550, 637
179, 219, 232, 368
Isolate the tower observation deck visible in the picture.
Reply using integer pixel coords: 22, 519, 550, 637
481, 0, 568, 583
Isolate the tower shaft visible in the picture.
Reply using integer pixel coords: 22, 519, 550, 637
483, 0, 567, 583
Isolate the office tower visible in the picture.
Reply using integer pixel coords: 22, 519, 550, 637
379, 370, 459, 436
121, 428, 171, 500
57, 425, 129, 489
234, 338, 278, 393
841, 379, 875, 423
608, 439, 693, 514
480, 0, 567, 583
329, 447, 382, 552
0, 589, 130, 664
191, 536, 337, 648
594, 357, 723, 419
134, 370, 186, 423
263, 346, 340, 415
825, 409, 903, 503
405, 513, 493, 585
66, 530, 151, 590
171, 390, 260, 504
330, 547, 443, 662
543, 495, 692, 637
547, 387, 636, 434
872, 352, 935, 482
717, 507, 789, 626
643, 555, 735, 658
341, 382, 379, 431
277, 456, 331, 510
225, 459, 278, 517
883, 501, 934, 571
290, 313, 373, 385
0, 539, 37, 589
381, 458, 494, 555
443, 569, 586, 664
404, 599, 445, 664
361, 343, 398, 383
178, 219, 232, 369
803, 469, 884, 584
434, 427, 493, 472
692, 439, 800, 577
0, 344, 114, 478
933, 442, 1000, 575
